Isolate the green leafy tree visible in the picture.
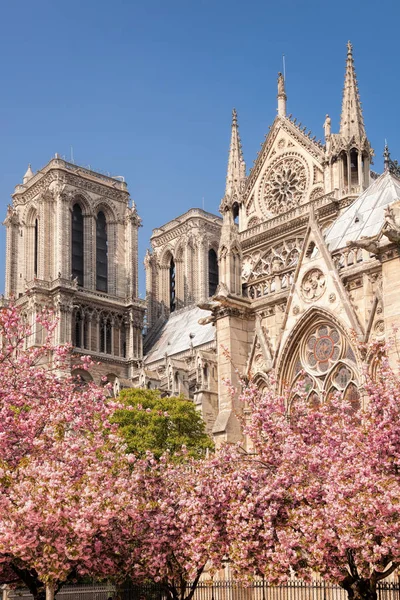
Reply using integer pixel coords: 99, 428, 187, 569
113, 389, 214, 459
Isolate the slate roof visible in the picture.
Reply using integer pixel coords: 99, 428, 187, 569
144, 305, 215, 363
325, 171, 400, 251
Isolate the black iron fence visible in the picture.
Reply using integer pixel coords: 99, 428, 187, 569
8, 580, 400, 600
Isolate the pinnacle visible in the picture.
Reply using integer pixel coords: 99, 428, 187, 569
225, 108, 246, 199
339, 41, 366, 143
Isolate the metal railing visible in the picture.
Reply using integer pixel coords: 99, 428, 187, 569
8, 579, 400, 600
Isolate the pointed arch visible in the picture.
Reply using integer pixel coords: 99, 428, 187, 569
96, 210, 108, 292
71, 203, 84, 286
277, 307, 360, 396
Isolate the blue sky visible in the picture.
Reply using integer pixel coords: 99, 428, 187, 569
0, 0, 398, 295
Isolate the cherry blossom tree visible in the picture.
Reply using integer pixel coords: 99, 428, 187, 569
0, 304, 131, 600
225, 354, 400, 600
115, 450, 232, 600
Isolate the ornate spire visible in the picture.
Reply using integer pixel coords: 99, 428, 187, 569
224, 108, 246, 199
23, 164, 34, 184
339, 41, 366, 142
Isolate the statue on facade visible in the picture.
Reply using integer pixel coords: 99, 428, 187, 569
277, 72, 285, 96
323, 114, 331, 138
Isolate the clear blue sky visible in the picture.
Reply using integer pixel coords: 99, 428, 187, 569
0, 0, 398, 296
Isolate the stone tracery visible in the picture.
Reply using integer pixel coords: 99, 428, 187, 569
261, 155, 308, 216
282, 319, 360, 405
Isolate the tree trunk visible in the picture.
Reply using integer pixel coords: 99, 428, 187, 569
45, 584, 55, 600
341, 578, 377, 600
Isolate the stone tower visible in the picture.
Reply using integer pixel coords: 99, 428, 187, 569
144, 208, 222, 335
4, 156, 145, 387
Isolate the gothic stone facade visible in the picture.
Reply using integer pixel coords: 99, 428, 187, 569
142, 42, 400, 446
4, 156, 145, 389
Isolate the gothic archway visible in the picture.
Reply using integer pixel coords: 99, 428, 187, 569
277, 308, 361, 404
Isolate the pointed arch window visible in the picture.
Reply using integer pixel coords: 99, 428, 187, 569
96, 211, 108, 292
71, 204, 84, 286
34, 218, 38, 277
170, 257, 176, 313
283, 320, 360, 407
208, 249, 219, 296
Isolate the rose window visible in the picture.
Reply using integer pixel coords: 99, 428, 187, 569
262, 156, 308, 215
305, 325, 341, 374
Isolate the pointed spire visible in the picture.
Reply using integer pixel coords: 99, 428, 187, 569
339, 41, 366, 142
23, 164, 34, 184
224, 108, 246, 198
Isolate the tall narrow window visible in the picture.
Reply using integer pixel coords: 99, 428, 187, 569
74, 312, 82, 348
170, 257, 176, 313
34, 219, 38, 277
208, 248, 219, 296
96, 211, 108, 292
72, 204, 84, 286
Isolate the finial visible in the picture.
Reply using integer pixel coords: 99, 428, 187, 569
384, 141, 390, 172
347, 40, 353, 55
232, 108, 237, 125
23, 164, 34, 184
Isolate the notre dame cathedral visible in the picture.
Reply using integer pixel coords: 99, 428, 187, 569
5, 42, 400, 445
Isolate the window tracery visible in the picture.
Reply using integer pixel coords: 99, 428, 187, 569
283, 320, 360, 407
260, 155, 309, 217
242, 238, 303, 283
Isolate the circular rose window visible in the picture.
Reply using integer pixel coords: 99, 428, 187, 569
305, 326, 341, 374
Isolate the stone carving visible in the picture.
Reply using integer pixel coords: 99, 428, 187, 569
293, 305, 300, 315
323, 114, 331, 138
278, 138, 285, 149
277, 72, 285, 96
329, 293, 336, 303
301, 269, 326, 302
262, 156, 308, 215
242, 238, 303, 283
309, 187, 324, 201
374, 320, 384, 334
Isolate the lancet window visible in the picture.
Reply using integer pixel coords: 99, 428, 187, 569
170, 257, 176, 313
34, 219, 38, 277
96, 211, 108, 292
71, 204, 84, 286
208, 248, 219, 296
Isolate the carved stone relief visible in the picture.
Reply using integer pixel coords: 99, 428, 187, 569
300, 269, 326, 302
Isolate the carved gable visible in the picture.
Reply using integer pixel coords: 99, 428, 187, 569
243, 117, 325, 228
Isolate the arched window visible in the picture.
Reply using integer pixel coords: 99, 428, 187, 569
170, 257, 176, 312
281, 319, 360, 406
100, 315, 112, 354
96, 211, 108, 292
71, 204, 84, 286
208, 249, 219, 296
74, 311, 82, 348
34, 219, 38, 277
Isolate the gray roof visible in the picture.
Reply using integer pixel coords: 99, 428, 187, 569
325, 171, 400, 251
144, 305, 215, 364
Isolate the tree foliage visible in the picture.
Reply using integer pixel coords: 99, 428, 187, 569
223, 349, 400, 600
0, 305, 131, 600
113, 388, 214, 459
